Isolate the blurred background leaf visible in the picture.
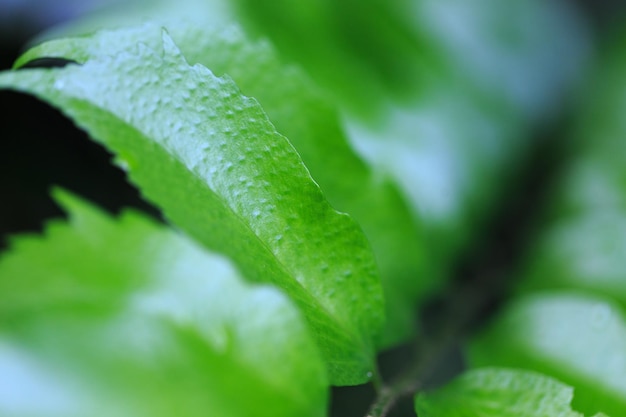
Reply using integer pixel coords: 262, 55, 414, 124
0, 190, 328, 417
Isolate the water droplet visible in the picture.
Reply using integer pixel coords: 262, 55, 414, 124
54, 79, 66, 90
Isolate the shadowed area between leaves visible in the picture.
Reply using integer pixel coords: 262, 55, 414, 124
0, 90, 163, 250
19, 57, 78, 69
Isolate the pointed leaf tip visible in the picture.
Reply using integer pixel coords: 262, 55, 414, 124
161, 28, 181, 58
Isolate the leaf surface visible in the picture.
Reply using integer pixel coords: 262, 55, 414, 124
19, 22, 429, 348
171, 24, 428, 347
415, 367, 602, 417
0, 28, 383, 385
0, 190, 328, 417
469, 293, 626, 417
16, 19, 424, 346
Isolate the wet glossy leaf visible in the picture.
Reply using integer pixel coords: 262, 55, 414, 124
17, 22, 429, 348
0, 29, 383, 385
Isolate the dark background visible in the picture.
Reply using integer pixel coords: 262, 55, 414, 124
0, 0, 162, 249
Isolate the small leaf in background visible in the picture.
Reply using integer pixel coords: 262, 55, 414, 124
520, 212, 626, 311
0, 190, 328, 417
344, 92, 522, 265
544, 33, 626, 221
415, 367, 601, 417
548, 156, 626, 220
0, 28, 384, 385
469, 293, 626, 417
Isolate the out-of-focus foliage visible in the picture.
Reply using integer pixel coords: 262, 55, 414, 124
0, 190, 328, 417
446, 27, 626, 417
518, 36, 626, 314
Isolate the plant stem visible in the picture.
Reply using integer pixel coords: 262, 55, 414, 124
365, 337, 453, 417
365, 285, 497, 417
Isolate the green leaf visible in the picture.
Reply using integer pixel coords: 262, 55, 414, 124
410, 0, 589, 120
548, 156, 626, 220
520, 212, 626, 311
344, 87, 526, 269
16, 22, 429, 348
0, 28, 384, 385
173, 25, 428, 347
546, 35, 626, 221
223, 0, 588, 262
18, 0, 589, 345
568, 33, 626, 158
0, 190, 328, 417
469, 293, 626, 417
230, 0, 430, 117
230, 0, 587, 119
337, 0, 588, 262
415, 367, 598, 417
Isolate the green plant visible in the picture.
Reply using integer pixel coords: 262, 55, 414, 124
0, 1, 624, 416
